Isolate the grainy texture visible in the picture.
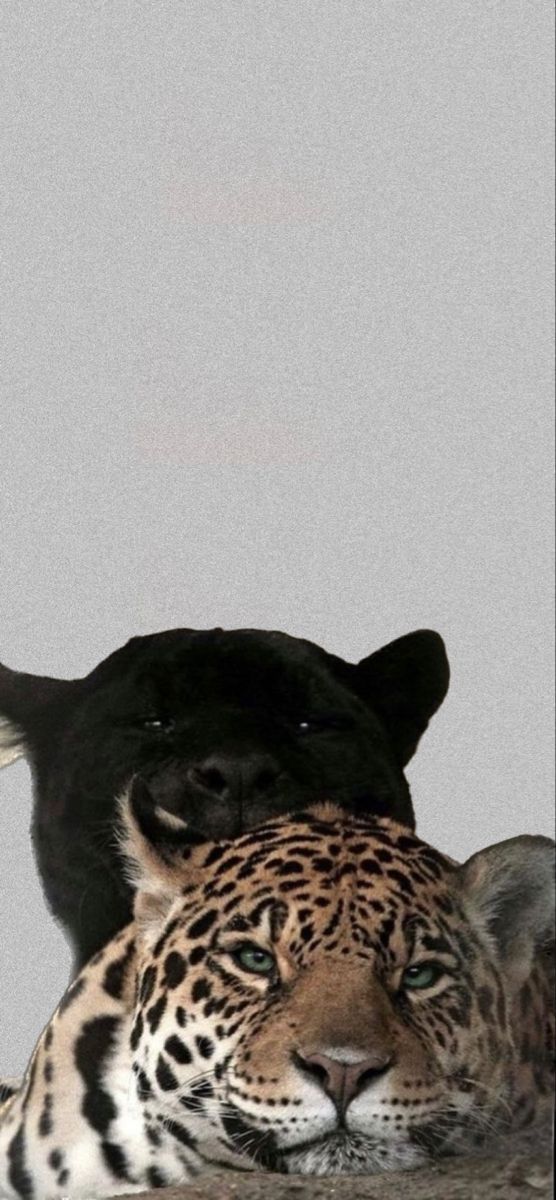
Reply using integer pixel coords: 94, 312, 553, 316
116, 1124, 553, 1200
2, 0, 555, 1083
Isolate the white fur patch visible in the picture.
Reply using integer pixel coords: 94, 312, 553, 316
153, 804, 189, 832
0, 717, 25, 768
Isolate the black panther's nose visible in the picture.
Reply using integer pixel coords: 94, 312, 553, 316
187, 754, 280, 800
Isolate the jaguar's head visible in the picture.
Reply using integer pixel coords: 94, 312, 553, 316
120, 781, 554, 1176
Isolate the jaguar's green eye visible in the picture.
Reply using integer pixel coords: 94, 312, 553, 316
402, 962, 443, 990
233, 944, 276, 976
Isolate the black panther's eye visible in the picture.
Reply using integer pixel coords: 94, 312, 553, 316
297, 714, 355, 735
135, 716, 175, 734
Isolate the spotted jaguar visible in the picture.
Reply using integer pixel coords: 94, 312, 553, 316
1, 783, 553, 1197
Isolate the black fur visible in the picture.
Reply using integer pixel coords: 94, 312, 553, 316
0, 626, 449, 969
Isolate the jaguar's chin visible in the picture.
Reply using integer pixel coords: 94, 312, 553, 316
282, 1130, 428, 1176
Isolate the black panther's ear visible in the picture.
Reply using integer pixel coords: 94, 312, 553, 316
457, 835, 555, 990
0, 662, 76, 768
351, 630, 450, 766
118, 777, 204, 943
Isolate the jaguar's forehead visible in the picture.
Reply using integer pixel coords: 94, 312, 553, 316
191, 807, 448, 869
179, 806, 455, 923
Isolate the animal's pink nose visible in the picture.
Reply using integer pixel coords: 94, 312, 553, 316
294, 1050, 393, 1114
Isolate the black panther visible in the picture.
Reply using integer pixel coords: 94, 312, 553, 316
0, 627, 449, 970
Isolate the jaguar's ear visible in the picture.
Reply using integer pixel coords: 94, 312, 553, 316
0, 662, 75, 768
457, 835, 555, 989
118, 778, 204, 942
350, 630, 450, 766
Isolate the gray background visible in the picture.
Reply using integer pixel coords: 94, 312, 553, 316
0, 1, 553, 1076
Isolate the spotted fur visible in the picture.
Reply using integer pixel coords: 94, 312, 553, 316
0, 797, 553, 1197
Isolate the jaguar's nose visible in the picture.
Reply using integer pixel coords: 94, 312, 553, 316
294, 1050, 393, 1115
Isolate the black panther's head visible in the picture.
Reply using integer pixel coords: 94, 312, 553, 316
0, 627, 449, 965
